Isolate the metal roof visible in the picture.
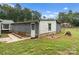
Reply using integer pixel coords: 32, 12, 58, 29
12, 20, 39, 24
0, 19, 14, 24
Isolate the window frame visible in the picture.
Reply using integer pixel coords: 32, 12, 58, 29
31, 23, 35, 30
2, 24, 10, 30
48, 23, 51, 31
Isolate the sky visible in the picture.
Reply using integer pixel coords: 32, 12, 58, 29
7, 3, 79, 19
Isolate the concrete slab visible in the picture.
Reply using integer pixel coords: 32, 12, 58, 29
0, 34, 31, 43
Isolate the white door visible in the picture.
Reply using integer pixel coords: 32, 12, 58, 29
31, 23, 35, 37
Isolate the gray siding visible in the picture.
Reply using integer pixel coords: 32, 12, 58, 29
11, 23, 31, 34
35, 23, 39, 36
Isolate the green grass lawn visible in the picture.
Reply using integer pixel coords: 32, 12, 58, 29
0, 28, 79, 55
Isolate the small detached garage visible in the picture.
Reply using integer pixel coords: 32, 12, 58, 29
11, 20, 39, 38
11, 19, 61, 38
0, 19, 14, 35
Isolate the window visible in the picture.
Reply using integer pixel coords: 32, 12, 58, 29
31, 24, 35, 30
3, 24, 9, 29
48, 23, 51, 31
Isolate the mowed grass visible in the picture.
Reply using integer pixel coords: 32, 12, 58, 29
0, 28, 79, 55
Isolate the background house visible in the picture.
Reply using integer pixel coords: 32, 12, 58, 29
61, 23, 72, 28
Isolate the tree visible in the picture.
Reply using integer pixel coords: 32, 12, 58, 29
68, 10, 73, 14
15, 3, 21, 10
0, 4, 41, 22
32, 11, 41, 20
22, 8, 41, 21
72, 12, 79, 26
43, 16, 46, 19
58, 10, 79, 26
22, 8, 32, 21
0, 12, 7, 19
58, 12, 67, 23
0, 4, 12, 19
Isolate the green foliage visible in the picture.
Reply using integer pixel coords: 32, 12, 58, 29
58, 10, 79, 26
32, 11, 41, 20
0, 4, 41, 22
0, 12, 7, 19
15, 3, 21, 10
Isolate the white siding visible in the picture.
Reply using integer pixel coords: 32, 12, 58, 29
39, 21, 56, 34
56, 23, 61, 32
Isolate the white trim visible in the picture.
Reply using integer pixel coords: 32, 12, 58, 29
31, 23, 36, 38
2, 24, 10, 30
9, 24, 11, 30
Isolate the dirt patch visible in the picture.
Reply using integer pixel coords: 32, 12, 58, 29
39, 31, 72, 40
39, 32, 62, 39
48, 34, 62, 39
